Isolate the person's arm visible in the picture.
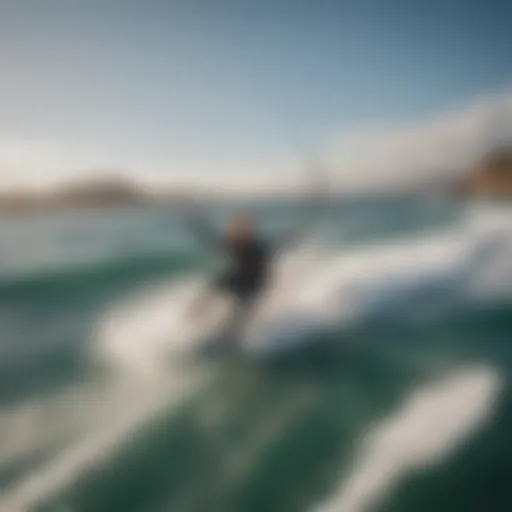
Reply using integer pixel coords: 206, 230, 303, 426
271, 184, 327, 253
180, 202, 224, 250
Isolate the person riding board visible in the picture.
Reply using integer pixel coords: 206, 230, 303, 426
182, 179, 326, 344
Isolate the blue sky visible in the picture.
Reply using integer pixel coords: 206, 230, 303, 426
0, 0, 511, 190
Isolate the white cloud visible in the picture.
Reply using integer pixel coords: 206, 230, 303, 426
323, 91, 512, 193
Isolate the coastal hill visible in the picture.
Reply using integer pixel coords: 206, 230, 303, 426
454, 145, 512, 197
50, 178, 145, 207
0, 177, 181, 213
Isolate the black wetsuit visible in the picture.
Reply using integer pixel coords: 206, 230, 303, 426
183, 202, 323, 341
215, 237, 270, 300
184, 199, 323, 305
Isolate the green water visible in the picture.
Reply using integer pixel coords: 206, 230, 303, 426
0, 197, 511, 512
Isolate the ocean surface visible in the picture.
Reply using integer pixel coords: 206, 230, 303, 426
0, 196, 511, 512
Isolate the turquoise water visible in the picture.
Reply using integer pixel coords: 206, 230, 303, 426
0, 197, 511, 512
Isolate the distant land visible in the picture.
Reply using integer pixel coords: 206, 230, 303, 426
0, 175, 317, 214
0, 177, 190, 214
1, 147, 511, 214
453, 145, 512, 198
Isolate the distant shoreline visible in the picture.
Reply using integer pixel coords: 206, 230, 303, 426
1, 150, 511, 215
0, 178, 178, 215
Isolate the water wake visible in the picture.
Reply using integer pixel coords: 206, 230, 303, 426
314, 366, 502, 512
97, 206, 512, 359
0, 368, 211, 511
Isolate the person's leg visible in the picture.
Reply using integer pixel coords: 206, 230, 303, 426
219, 289, 259, 345
188, 272, 232, 319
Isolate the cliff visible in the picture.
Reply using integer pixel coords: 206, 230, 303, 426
455, 146, 512, 198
